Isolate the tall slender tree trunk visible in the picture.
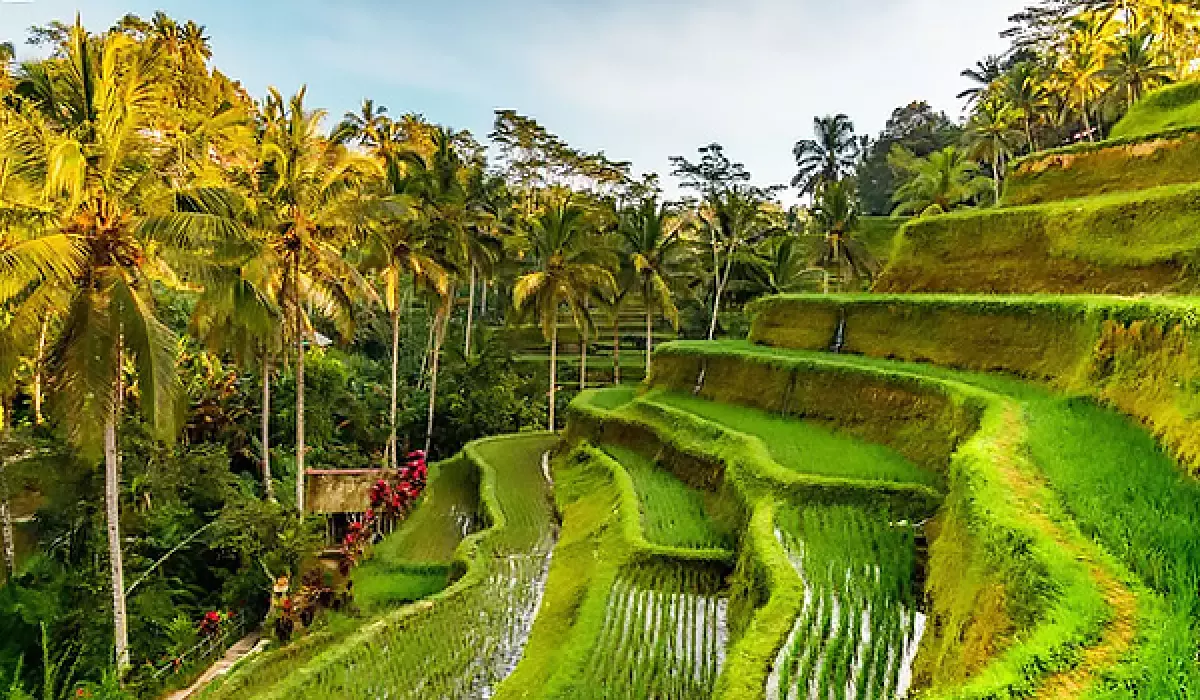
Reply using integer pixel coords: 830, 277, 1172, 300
106, 344, 130, 672
548, 323, 558, 431
424, 297, 451, 456
1, 395, 15, 580
708, 253, 735, 341
261, 353, 274, 502
612, 316, 621, 385
480, 280, 488, 316
992, 151, 1002, 204
1082, 107, 1095, 142
33, 316, 48, 426
465, 265, 476, 357
294, 262, 306, 515
389, 309, 400, 470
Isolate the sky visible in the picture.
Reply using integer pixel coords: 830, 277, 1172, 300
0, 0, 1028, 200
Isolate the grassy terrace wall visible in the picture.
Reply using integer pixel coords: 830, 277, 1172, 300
644, 342, 1111, 698
873, 183, 1200, 294
1003, 131, 1200, 206
748, 293, 1200, 474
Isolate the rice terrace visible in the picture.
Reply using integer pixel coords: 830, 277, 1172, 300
3, 1, 1200, 699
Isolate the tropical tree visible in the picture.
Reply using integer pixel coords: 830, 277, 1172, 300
1004, 61, 1052, 152
189, 258, 283, 499
791, 115, 859, 194
512, 200, 613, 430
1058, 35, 1109, 140
958, 55, 1005, 104
810, 181, 877, 292
1105, 26, 1173, 108
698, 190, 778, 339
4, 22, 247, 671
889, 146, 992, 215
965, 95, 1023, 203
618, 199, 683, 377
359, 143, 447, 468
256, 86, 380, 512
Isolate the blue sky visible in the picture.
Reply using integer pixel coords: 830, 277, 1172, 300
1, 0, 1027, 199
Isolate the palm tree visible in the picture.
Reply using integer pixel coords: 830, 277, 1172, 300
513, 200, 614, 430
618, 199, 682, 377
699, 191, 777, 339
1058, 37, 1108, 140
1105, 26, 1173, 108
360, 143, 447, 468
966, 96, 1023, 203
1004, 61, 1052, 152
889, 146, 992, 216
791, 115, 859, 194
958, 55, 1005, 104
810, 181, 877, 292
6, 22, 246, 671
257, 86, 380, 513
461, 168, 505, 358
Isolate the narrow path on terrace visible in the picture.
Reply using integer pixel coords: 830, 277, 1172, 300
989, 407, 1137, 699
165, 632, 264, 700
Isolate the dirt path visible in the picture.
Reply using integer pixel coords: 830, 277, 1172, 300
164, 632, 265, 700
992, 406, 1137, 699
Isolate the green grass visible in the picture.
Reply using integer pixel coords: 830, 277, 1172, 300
653, 339, 1200, 697
641, 390, 939, 489
875, 181, 1200, 294
602, 444, 734, 551
1110, 79, 1200, 141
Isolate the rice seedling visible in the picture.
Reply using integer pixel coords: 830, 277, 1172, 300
641, 390, 939, 488
582, 563, 729, 700
602, 444, 734, 551
767, 504, 924, 700
245, 434, 560, 699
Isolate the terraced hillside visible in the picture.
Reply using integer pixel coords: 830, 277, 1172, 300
200, 83, 1200, 700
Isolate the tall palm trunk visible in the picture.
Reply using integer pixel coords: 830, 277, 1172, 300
992, 150, 1002, 204
293, 261, 306, 514
424, 296, 451, 456
645, 305, 654, 378
106, 345, 130, 672
465, 265, 476, 357
33, 316, 48, 426
1, 395, 15, 579
612, 316, 621, 385
261, 353, 274, 501
389, 309, 400, 470
548, 322, 558, 431
707, 251, 735, 340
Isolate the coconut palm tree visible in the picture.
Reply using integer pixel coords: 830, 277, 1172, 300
256, 86, 380, 513
359, 144, 447, 469
1004, 61, 1053, 152
1058, 37, 1109, 140
1105, 26, 1173, 108
966, 96, 1023, 203
958, 55, 1005, 104
889, 146, 992, 216
5, 21, 247, 671
618, 199, 683, 377
513, 200, 614, 430
698, 190, 777, 339
810, 181, 877, 292
791, 115, 859, 194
